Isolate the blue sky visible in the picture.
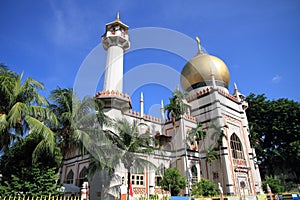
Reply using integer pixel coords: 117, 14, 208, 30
1, 0, 300, 117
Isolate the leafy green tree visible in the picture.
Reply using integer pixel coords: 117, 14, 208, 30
191, 178, 218, 197
159, 168, 186, 196
0, 165, 61, 197
245, 94, 300, 183
104, 118, 156, 199
0, 65, 58, 161
0, 132, 61, 196
262, 176, 284, 194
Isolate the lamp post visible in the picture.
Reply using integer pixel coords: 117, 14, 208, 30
0, 173, 2, 182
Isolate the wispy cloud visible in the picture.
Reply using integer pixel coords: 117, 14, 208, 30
272, 75, 282, 83
46, 0, 97, 47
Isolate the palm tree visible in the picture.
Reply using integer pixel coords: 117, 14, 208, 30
0, 66, 58, 162
105, 118, 156, 200
165, 89, 186, 125
210, 122, 228, 149
188, 123, 206, 180
165, 89, 190, 194
205, 145, 219, 164
164, 88, 187, 163
49, 87, 110, 157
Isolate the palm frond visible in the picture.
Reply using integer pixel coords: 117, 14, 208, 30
7, 102, 28, 127
25, 115, 55, 161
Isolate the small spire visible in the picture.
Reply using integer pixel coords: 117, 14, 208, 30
140, 92, 144, 101
233, 82, 241, 101
161, 99, 165, 122
196, 36, 203, 54
210, 65, 217, 88
140, 92, 144, 118
234, 82, 238, 91
116, 11, 120, 20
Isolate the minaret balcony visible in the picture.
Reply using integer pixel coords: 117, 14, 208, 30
102, 33, 130, 51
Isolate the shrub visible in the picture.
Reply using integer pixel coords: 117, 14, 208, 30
191, 178, 218, 197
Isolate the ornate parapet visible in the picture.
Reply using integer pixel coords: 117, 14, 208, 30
95, 90, 131, 101
133, 187, 147, 195
186, 87, 212, 102
183, 114, 197, 122
126, 109, 162, 123
217, 88, 238, 102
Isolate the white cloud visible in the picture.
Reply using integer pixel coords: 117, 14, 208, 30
272, 75, 282, 83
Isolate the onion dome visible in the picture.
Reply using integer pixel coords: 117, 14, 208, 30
180, 37, 230, 92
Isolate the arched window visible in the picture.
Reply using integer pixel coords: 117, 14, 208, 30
66, 169, 74, 184
230, 134, 245, 161
77, 167, 88, 187
191, 165, 198, 184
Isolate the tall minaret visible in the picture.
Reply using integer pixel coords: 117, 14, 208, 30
102, 12, 130, 92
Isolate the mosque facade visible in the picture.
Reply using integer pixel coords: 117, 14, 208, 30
59, 14, 263, 199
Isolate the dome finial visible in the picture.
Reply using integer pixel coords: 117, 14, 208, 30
116, 11, 120, 20
196, 36, 203, 54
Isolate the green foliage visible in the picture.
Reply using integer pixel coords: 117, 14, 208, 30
188, 123, 206, 146
191, 178, 218, 197
165, 89, 186, 120
210, 122, 228, 149
150, 194, 159, 200
50, 87, 110, 157
262, 176, 284, 194
0, 164, 61, 196
204, 145, 219, 163
0, 65, 58, 160
88, 118, 156, 198
159, 168, 186, 196
245, 94, 300, 183
138, 197, 148, 200
103, 118, 156, 172
0, 132, 61, 196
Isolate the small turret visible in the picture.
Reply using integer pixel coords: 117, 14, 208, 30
233, 82, 248, 110
102, 12, 130, 51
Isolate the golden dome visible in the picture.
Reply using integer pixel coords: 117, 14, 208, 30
180, 51, 230, 91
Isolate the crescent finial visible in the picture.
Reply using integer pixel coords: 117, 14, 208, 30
196, 36, 203, 54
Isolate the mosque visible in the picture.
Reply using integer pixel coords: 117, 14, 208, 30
59, 14, 263, 199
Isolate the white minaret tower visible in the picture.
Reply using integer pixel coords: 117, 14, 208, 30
102, 12, 130, 92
